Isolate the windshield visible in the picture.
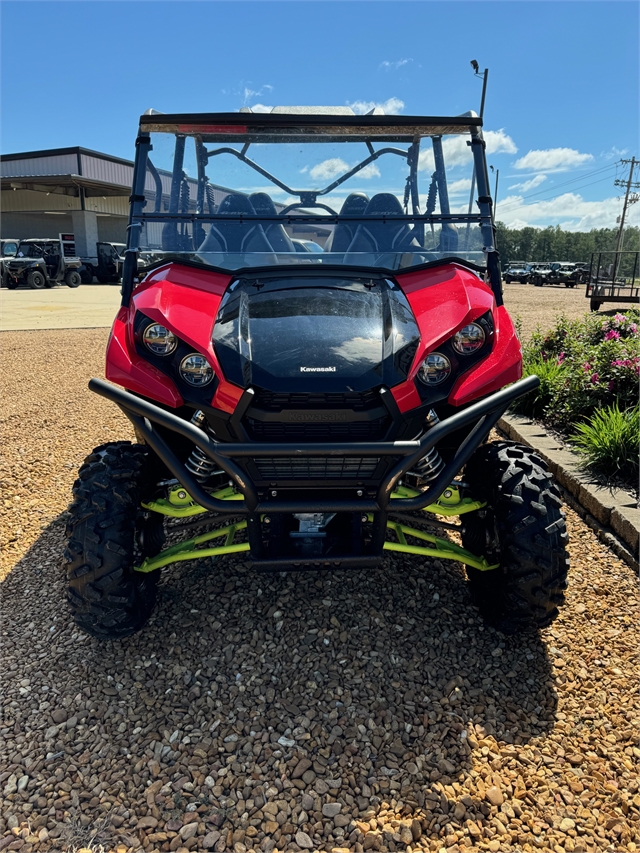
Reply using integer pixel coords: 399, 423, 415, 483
129, 116, 495, 275
17, 242, 50, 258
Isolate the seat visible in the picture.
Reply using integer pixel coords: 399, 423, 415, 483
197, 193, 274, 259
249, 192, 296, 252
323, 192, 370, 253
344, 193, 422, 259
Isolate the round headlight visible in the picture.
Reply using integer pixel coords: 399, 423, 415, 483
143, 323, 177, 356
452, 323, 485, 355
179, 353, 213, 387
418, 353, 451, 385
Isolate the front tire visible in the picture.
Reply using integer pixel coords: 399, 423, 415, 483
462, 441, 569, 634
65, 270, 81, 287
27, 270, 46, 289
64, 442, 164, 638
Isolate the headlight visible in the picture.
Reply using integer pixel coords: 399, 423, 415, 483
179, 353, 213, 386
143, 323, 177, 356
452, 323, 485, 355
418, 353, 451, 385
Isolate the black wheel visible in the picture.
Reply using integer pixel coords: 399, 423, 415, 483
79, 266, 94, 284
65, 270, 81, 288
534, 276, 542, 287
27, 270, 46, 289
504, 277, 511, 284
590, 299, 602, 312
6, 277, 18, 289
461, 441, 569, 634
64, 442, 165, 639
97, 274, 110, 284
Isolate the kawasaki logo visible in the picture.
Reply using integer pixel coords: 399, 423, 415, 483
300, 366, 336, 372
288, 412, 348, 422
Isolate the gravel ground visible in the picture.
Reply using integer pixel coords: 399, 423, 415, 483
500, 283, 616, 342
2, 329, 639, 853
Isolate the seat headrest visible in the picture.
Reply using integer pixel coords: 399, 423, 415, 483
218, 193, 256, 215
249, 192, 278, 215
340, 192, 370, 215
364, 193, 404, 216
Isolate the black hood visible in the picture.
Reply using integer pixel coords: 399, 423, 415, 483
212, 273, 420, 392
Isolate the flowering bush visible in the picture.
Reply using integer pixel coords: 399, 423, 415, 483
512, 310, 639, 484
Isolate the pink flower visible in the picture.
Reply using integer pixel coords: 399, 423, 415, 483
590, 373, 599, 384
583, 362, 592, 373
557, 352, 565, 364
631, 323, 638, 334
608, 380, 615, 392
613, 313, 626, 324
605, 329, 620, 341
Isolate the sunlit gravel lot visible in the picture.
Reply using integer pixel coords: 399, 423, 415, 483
1, 327, 638, 853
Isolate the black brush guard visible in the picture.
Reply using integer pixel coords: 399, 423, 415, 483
89, 375, 538, 522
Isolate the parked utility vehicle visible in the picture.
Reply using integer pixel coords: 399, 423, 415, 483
0, 238, 19, 286
6, 238, 82, 289
80, 242, 127, 284
65, 106, 569, 639
503, 262, 529, 283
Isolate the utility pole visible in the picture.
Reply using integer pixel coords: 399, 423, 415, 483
614, 157, 639, 253
612, 158, 639, 280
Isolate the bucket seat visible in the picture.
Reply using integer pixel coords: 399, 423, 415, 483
323, 192, 370, 253
197, 193, 275, 261
249, 193, 296, 252
344, 193, 422, 263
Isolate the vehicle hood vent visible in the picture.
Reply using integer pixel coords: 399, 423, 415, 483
212, 274, 420, 392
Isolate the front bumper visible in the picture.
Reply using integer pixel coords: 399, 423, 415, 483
89, 374, 539, 516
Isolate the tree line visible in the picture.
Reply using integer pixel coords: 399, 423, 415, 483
495, 224, 640, 265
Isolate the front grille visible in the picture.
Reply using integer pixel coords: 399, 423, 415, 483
246, 417, 389, 441
246, 388, 392, 442
254, 389, 381, 411
254, 456, 380, 481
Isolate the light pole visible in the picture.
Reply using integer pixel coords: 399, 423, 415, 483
466, 62, 489, 246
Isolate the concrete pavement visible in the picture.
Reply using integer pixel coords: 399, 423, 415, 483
0, 284, 121, 331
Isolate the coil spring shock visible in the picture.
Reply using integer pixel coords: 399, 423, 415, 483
409, 409, 446, 484
185, 411, 224, 483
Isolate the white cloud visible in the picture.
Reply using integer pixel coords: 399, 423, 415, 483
348, 97, 405, 115
308, 159, 381, 182
247, 103, 273, 113
309, 158, 350, 181
448, 178, 472, 194
418, 128, 517, 172
358, 163, 381, 179
380, 59, 413, 71
513, 147, 593, 172
508, 174, 547, 192
495, 191, 640, 231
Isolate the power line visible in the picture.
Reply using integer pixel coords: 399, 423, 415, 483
503, 162, 618, 206
497, 173, 622, 215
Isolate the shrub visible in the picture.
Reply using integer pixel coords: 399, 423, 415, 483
511, 358, 566, 419
571, 405, 640, 483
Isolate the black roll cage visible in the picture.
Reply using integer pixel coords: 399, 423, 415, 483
122, 112, 500, 307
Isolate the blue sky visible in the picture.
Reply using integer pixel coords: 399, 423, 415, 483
1, 1, 638, 231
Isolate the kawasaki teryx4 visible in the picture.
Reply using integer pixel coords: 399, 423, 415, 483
65, 106, 569, 638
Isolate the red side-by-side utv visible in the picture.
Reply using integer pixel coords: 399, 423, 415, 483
64, 106, 569, 639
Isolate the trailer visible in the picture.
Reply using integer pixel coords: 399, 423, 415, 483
586, 251, 639, 311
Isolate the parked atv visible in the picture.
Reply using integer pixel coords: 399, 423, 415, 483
6, 238, 82, 289
65, 106, 569, 639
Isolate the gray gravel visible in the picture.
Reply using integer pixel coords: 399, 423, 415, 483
1, 329, 639, 853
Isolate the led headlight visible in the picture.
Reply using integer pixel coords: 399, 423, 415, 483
179, 353, 213, 386
418, 352, 451, 385
143, 323, 177, 355
452, 323, 485, 355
